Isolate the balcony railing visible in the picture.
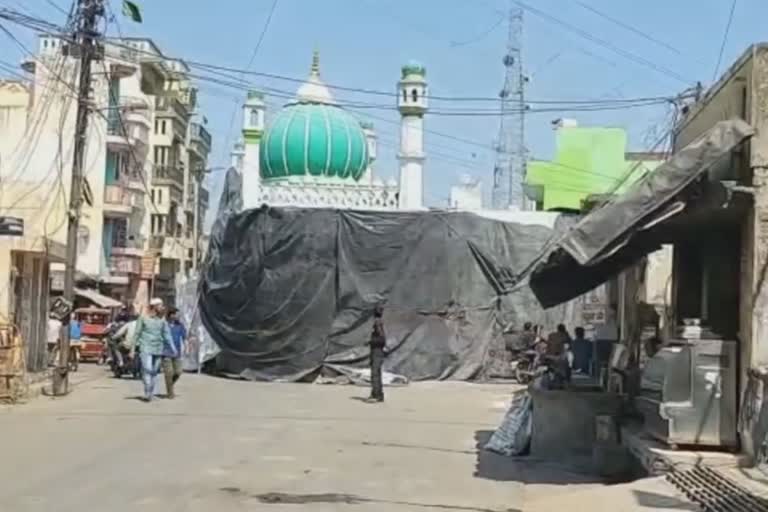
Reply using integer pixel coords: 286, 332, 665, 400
190, 122, 212, 149
155, 94, 189, 121
152, 165, 184, 185
109, 254, 141, 275
121, 96, 151, 124
107, 116, 126, 137
104, 184, 132, 207
149, 235, 166, 250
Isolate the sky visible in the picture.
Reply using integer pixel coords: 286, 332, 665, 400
0, 0, 765, 218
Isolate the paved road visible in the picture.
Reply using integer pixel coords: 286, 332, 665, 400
0, 367, 605, 511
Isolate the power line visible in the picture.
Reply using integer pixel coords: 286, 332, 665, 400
571, 0, 690, 60
43, 0, 71, 17
512, 1, 691, 85
99, 37, 686, 106
712, 0, 737, 82
219, 0, 279, 165
187, 67, 674, 115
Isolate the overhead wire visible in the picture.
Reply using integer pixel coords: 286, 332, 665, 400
511, 1, 691, 85
99, 37, 687, 106
0, 21, 75, 212
712, 0, 737, 82
570, 0, 691, 61
0, 5, 684, 212
218, 0, 279, 167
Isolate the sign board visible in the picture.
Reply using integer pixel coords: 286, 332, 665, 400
0, 217, 23, 237
50, 296, 73, 320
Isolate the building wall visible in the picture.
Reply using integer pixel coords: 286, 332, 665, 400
449, 178, 482, 210
526, 126, 662, 211
671, 44, 767, 460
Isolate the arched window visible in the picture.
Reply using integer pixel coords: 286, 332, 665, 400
412, 88, 418, 102
249, 108, 259, 127
402, 89, 408, 103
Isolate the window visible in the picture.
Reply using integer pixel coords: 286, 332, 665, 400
249, 108, 259, 127
161, 120, 167, 135
154, 119, 160, 134
157, 189, 163, 204
402, 89, 407, 102
152, 215, 167, 234
412, 88, 418, 102
151, 214, 166, 235
151, 189, 155, 203
153, 146, 169, 166
108, 77, 120, 107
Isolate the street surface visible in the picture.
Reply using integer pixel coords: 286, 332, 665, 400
0, 367, 606, 511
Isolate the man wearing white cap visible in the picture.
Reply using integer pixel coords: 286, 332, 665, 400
130, 298, 174, 401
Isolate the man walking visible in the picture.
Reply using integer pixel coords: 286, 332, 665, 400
47, 314, 62, 367
367, 304, 386, 403
163, 307, 186, 399
131, 298, 174, 402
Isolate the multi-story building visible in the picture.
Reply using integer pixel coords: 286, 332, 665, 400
0, 35, 209, 311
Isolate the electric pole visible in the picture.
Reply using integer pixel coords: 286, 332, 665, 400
192, 167, 203, 271
52, 0, 105, 395
491, 3, 527, 210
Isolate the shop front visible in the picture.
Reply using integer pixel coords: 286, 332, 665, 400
527, 118, 758, 465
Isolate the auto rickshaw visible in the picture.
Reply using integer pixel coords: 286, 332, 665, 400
73, 307, 113, 364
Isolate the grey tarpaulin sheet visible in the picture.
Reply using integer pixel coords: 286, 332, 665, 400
176, 275, 219, 372
530, 118, 754, 308
561, 119, 753, 265
199, 172, 580, 381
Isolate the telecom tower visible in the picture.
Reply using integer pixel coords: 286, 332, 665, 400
491, 5, 527, 210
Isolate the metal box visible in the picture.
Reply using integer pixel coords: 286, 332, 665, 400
636, 338, 738, 448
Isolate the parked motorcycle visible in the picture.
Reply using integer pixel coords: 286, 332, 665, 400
511, 349, 539, 384
531, 354, 569, 390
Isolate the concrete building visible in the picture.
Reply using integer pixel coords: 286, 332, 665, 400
122, 39, 212, 304
0, 81, 65, 378
449, 175, 483, 210
0, 36, 210, 311
525, 120, 666, 211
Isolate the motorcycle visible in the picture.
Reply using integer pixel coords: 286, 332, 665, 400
511, 348, 539, 384
531, 354, 570, 390
106, 323, 140, 379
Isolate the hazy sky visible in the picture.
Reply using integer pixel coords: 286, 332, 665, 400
0, 0, 761, 214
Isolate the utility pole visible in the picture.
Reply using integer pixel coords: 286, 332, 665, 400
192, 167, 203, 271
52, 0, 105, 396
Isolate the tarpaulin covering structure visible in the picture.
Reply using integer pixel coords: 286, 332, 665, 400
530, 119, 754, 308
199, 173, 579, 381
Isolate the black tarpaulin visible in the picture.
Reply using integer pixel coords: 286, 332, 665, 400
199, 203, 574, 382
530, 118, 754, 308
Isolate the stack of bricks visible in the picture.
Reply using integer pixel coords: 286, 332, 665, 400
0, 325, 24, 401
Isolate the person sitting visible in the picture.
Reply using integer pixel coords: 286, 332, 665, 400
546, 324, 571, 357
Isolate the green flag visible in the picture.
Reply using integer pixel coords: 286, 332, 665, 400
122, 1, 142, 23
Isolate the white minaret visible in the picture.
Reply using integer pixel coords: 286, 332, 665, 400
241, 90, 266, 210
397, 61, 428, 210
231, 138, 245, 171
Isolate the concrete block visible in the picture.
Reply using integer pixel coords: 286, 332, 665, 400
530, 389, 622, 459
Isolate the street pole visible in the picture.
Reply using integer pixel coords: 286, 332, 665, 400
52, 0, 104, 396
192, 167, 202, 272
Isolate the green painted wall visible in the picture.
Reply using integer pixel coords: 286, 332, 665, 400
525, 127, 661, 211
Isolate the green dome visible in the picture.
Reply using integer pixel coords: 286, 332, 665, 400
260, 103, 369, 181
